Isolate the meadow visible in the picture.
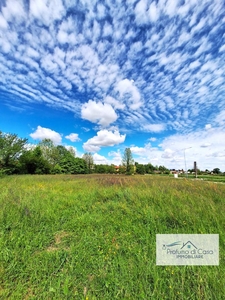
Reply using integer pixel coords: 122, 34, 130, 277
0, 174, 224, 299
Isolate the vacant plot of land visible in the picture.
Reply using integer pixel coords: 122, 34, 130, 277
0, 174, 224, 299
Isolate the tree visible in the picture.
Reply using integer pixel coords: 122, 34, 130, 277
118, 165, 126, 174
122, 148, 134, 175
39, 139, 59, 167
136, 163, 146, 174
213, 168, 221, 174
19, 146, 51, 174
145, 163, 155, 174
0, 131, 28, 174
158, 165, 170, 174
67, 146, 76, 157
95, 164, 108, 173
108, 164, 116, 174
82, 152, 94, 173
52, 146, 79, 174
73, 158, 87, 174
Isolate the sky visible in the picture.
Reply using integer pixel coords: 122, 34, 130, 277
1, 0, 225, 171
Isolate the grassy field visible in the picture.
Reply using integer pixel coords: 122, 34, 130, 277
0, 174, 224, 299
173, 173, 225, 183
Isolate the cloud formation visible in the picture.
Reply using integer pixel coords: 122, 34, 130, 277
116, 79, 142, 110
83, 130, 126, 152
65, 133, 81, 142
81, 100, 118, 127
1, 0, 225, 170
30, 126, 62, 144
1, 0, 224, 134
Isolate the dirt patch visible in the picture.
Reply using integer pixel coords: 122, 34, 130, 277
46, 231, 71, 252
55, 231, 70, 244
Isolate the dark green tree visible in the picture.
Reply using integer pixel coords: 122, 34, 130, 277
52, 146, 75, 174
52, 146, 87, 174
213, 168, 221, 174
108, 164, 116, 174
94, 164, 108, 173
19, 146, 51, 174
158, 165, 170, 174
136, 163, 146, 174
73, 158, 87, 174
119, 165, 126, 174
145, 163, 155, 174
122, 148, 134, 174
0, 131, 27, 174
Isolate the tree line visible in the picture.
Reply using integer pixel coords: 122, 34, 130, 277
0, 131, 170, 176
0, 131, 89, 175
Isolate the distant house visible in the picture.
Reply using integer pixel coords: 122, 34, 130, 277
170, 169, 178, 175
170, 169, 184, 175
114, 166, 120, 173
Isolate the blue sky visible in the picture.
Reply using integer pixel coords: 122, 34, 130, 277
1, 0, 225, 171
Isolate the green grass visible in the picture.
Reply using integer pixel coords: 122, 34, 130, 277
171, 173, 225, 183
0, 174, 224, 299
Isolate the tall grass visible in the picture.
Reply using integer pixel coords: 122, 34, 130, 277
0, 175, 224, 299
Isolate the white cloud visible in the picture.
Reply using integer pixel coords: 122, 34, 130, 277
127, 126, 225, 171
29, 0, 65, 26
205, 124, 212, 130
149, 137, 157, 142
159, 129, 225, 171
108, 150, 122, 165
2, 0, 26, 24
65, 133, 81, 142
165, 0, 178, 17
0, 40, 11, 53
135, 0, 148, 25
148, 2, 159, 22
82, 127, 90, 132
57, 29, 68, 44
0, 13, 8, 29
219, 44, 225, 52
161, 148, 175, 159
189, 60, 201, 69
1, 0, 225, 173
142, 124, 165, 132
97, 3, 106, 20
26, 47, 40, 59
93, 153, 108, 164
30, 126, 62, 144
131, 143, 151, 155
103, 22, 113, 37
104, 96, 125, 110
83, 130, 126, 152
129, 143, 161, 164
116, 79, 142, 110
81, 100, 118, 127
200, 143, 211, 148
41, 55, 59, 74
215, 110, 225, 126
